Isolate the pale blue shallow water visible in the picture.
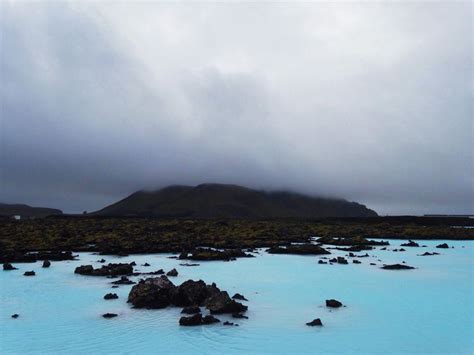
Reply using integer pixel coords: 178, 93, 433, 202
1, 240, 473, 354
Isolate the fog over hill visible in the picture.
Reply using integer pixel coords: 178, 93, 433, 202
93, 183, 377, 218
1, 2, 472, 215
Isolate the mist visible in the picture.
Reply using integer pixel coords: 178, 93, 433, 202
1, 1, 472, 215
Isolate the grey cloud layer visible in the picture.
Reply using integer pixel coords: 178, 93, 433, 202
1, 1, 472, 214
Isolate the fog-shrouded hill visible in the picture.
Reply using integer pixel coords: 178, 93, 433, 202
93, 183, 377, 218
0, 203, 63, 218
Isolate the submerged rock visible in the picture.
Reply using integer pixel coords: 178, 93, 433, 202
326, 299, 343, 308
232, 313, 248, 319
267, 244, 330, 255
223, 321, 238, 326
202, 315, 220, 324
42, 260, 51, 268
102, 313, 117, 318
11, 314, 19, 319
104, 293, 119, 300
353, 259, 362, 264
306, 318, 323, 326
24, 271, 35, 276
419, 252, 440, 256
381, 264, 415, 270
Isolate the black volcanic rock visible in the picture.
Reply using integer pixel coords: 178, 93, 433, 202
42, 260, 51, 268
74, 263, 133, 277
267, 244, 330, 255
24, 271, 35, 276
3, 263, 17, 271
232, 293, 248, 301
102, 313, 117, 318
104, 293, 118, 300
181, 248, 252, 261
326, 299, 343, 308
306, 318, 323, 326
179, 313, 202, 326
381, 264, 415, 270
181, 306, 201, 314
91, 183, 377, 218
316, 236, 388, 246
166, 268, 178, 277
205, 291, 247, 314
128, 276, 175, 309
436, 243, 449, 249
401, 240, 419, 247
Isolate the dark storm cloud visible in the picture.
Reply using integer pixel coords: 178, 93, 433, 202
0, 1, 472, 214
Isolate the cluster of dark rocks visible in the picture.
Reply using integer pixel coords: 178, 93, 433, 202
74, 263, 134, 277
267, 244, 330, 255
126, 275, 248, 326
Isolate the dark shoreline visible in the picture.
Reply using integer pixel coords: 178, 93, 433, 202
1, 216, 473, 263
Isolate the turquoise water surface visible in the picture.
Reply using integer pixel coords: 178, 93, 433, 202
1, 240, 473, 354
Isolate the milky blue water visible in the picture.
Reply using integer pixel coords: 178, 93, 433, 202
1, 240, 473, 354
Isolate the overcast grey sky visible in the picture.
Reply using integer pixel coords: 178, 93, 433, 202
1, 1, 472, 215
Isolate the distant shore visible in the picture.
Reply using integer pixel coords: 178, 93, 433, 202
1, 216, 473, 263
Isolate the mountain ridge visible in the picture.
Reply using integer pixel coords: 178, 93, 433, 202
0, 203, 63, 218
93, 183, 377, 218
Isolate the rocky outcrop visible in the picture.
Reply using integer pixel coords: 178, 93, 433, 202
11, 314, 19, 319
128, 276, 175, 309
401, 240, 419, 247
267, 244, 330, 255
179, 313, 202, 326
42, 260, 51, 268
74, 263, 134, 277
436, 243, 449, 249
128, 277, 248, 316
111, 276, 135, 285
381, 264, 415, 270
205, 291, 248, 314
326, 299, 343, 308
166, 268, 178, 277
24, 271, 35, 276
306, 318, 323, 326
3, 262, 17, 271
104, 293, 118, 300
